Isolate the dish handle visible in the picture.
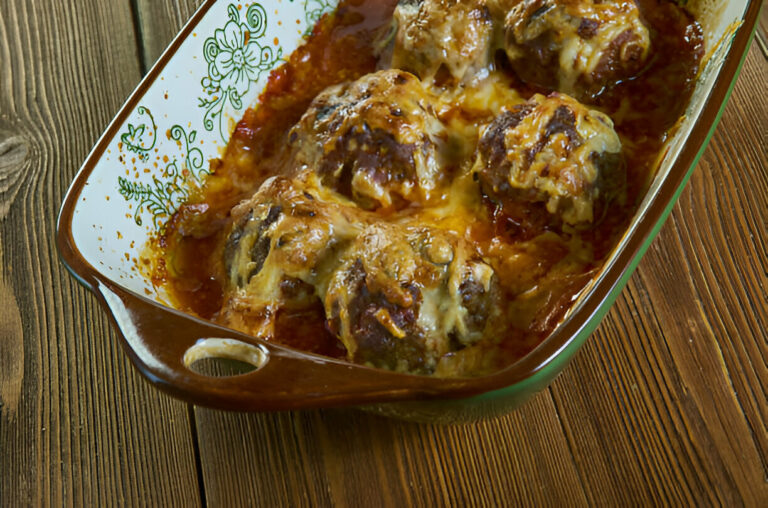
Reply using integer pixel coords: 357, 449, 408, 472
94, 281, 442, 411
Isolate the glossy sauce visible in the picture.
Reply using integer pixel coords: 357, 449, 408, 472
157, 0, 703, 369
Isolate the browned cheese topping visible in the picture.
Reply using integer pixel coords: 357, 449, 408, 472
289, 70, 449, 211
504, 0, 651, 101
475, 92, 625, 226
385, 0, 495, 84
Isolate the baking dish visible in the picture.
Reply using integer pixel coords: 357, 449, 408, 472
57, 0, 762, 422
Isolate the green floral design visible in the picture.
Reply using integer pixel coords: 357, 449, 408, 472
120, 106, 157, 162
303, 0, 334, 34
117, 2, 343, 232
118, 119, 209, 230
199, 4, 282, 142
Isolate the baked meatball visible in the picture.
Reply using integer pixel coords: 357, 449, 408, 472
221, 177, 366, 335
474, 93, 625, 226
324, 224, 500, 374
290, 70, 448, 211
503, 0, 651, 99
386, 0, 494, 84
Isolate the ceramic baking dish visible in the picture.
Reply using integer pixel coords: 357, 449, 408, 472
57, 0, 762, 422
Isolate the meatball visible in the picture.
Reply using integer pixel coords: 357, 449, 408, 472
324, 224, 500, 374
503, 0, 651, 100
221, 177, 366, 335
386, 0, 494, 85
474, 93, 625, 226
290, 70, 448, 211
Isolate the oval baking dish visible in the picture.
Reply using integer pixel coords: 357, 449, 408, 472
57, 0, 762, 422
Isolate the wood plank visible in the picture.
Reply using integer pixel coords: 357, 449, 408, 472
757, 2, 767, 59
191, 393, 589, 507
0, 1, 201, 505
133, 0, 203, 71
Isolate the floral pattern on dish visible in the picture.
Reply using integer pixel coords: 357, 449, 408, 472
114, 1, 336, 233
199, 4, 282, 142
118, 117, 208, 230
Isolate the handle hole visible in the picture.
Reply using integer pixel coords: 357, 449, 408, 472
184, 338, 268, 378
187, 357, 259, 377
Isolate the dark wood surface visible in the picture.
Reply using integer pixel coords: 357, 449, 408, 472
1, 1, 765, 505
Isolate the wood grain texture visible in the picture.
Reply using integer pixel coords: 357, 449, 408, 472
1, 0, 766, 506
132, 0, 202, 72
0, 1, 201, 506
191, 394, 590, 507
757, 3, 767, 59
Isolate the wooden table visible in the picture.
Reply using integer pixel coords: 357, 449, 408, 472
1, 1, 765, 505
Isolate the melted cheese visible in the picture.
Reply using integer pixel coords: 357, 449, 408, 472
476, 92, 623, 225
290, 69, 448, 209
505, 0, 651, 96
390, 0, 494, 84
